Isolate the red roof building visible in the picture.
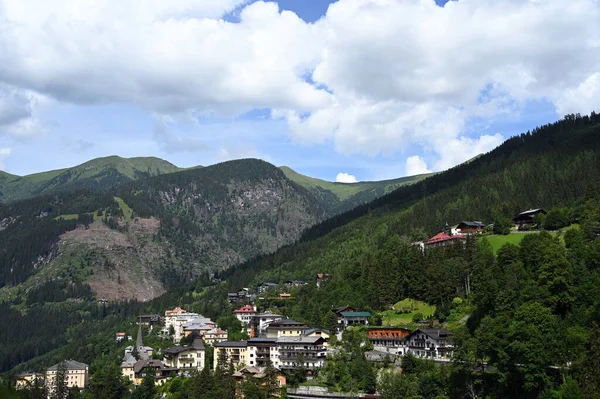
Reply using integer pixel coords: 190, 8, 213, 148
234, 305, 257, 325
234, 305, 257, 314
424, 232, 467, 248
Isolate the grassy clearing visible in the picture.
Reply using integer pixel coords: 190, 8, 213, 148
381, 298, 436, 326
54, 214, 80, 221
114, 197, 133, 221
481, 229, 569, 254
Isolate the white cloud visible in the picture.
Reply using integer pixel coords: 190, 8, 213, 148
0, 147, 11, 170
405, 156, 431, 176
335, 172, 358, 183
0, 0, 598, 169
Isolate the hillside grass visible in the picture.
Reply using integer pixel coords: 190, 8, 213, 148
114, 197, 133, 221
481, 228, 575, 254
381, 298, 436, 326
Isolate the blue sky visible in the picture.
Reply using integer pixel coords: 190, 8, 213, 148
0, 0, 597, 182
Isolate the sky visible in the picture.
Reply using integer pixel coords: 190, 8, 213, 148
0, 0, 598, 182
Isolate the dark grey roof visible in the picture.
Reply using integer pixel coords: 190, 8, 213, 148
408, 328, 452, 340
213, 341, 248, 348
459, 221, 485, 227
164, 338, 205, 354
277, 336, 325, 344
248, 338, 277, 344
133, 359, 166, 374
304, 328, 330, 335
268, 319, 307, 327
48, 360, 88, 371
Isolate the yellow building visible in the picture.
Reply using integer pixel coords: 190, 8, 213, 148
15, 372, 43, 389
265, 319, 308, 338
213, 341, 249, 370
202, 328, 228, 345
45, 360, 89, 393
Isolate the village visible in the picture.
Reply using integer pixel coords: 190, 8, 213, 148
14, 208, 548, 396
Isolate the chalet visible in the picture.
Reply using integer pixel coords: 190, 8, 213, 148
257, 282, 279, 293
404, 328, 453, 360
514, 208, 547, 230
368, 327, 411, 354
304, 328, 331, 341
423, 232, 467, 249
333, 305, 358, 316
277, 336, 327, 371
15, 372, 43, 389
339, 311, 372, 329
163, 336, 205, 372
316, 273, 330, 288
131, 359, 174, 386
234, 304, 257, 325
233, 366, 286, 388
46, 360, 89, 393
453, 221, 485, 235
266, 319, 309, 338
250, 312, 283, 338
213, 341, 249, 370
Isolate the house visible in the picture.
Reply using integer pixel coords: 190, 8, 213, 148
339, 312, 372, 328
250, 312, 283, 338
303, 328, 331, 341
45, 360, 89, 393
278, 293, 292, 299
514, 208, 547, 230
115, 332, 127, 342
202, 328, 228, 345
247, 338, 278, 368
404, 328, 453, 360
276, 336, 327, 371
15, 372, 43, 389
131, 359, 174, 386
316, 274, 330, 288
368, 327, 411, 354
423, 232, 467, 249
213, 341, 249, 370
234, 304, 257, 325
163, 336, 205, 372
232, 366, 286, 389
266, 319, 309, 338
453, 221, 485, 235
257, 282, 279, 293
137, 314, 161, 326
285, 280, 307, 287
162, 308, 215, 343
333, 305, 358, 316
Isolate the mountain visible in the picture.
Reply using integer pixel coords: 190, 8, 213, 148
0, 156, 183, 202
0, 159, 326, 302
279, 166, 432, 214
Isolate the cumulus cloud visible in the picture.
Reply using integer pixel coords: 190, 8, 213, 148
405, 156, 431, 176
0, 147, 11, 170
153, 121, 209, 153
336, 172, 358, 183
0, 0, 598, 169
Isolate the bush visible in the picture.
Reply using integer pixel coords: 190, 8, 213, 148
412, 313, 423, 323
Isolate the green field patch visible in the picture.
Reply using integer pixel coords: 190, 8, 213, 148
381, 298, 436, 326
54, 214, 80, 221
114, 197, 133, 221
481, 230, 562, 254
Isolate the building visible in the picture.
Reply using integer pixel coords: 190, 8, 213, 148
15, 372, 43, 389
279, 293, 292, 299
333, 305, 358, 316
115, 332, 127, 342
368, 327, 411, 354
285, 280, 307, 287
162, 308, 215, 343
131, 359, 174, 386
514, 208, 546, 230
234, 305, 257, 325
304, 328, 331, 341
233, 366, 286, 389
257, 282, 279, 293
423, 232, 467, 249
266, 319, 308, 338
339, 312, 372, 329
277, 336, 327, 371
213, 341, 249, 370
163, 336, 206, 372
202, 328, 228, 345
137, 314, 161, 326
452, 221, 485, 235
247, 338, 279, 368
404, 328, 453, 360
315, 273, 330, 288
46, 360, 89, 393
121, 323, 154, 381
250, 312, 283, 338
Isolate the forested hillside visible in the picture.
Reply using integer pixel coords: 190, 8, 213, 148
0, 156, 182, 202
280, 166, 431, 214
0, 159, 326, 300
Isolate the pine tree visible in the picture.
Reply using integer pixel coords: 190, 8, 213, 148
50, 361, 69, 399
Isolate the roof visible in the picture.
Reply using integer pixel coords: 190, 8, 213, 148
267, 319, 307, 327
277, 336, 325, 344
213, 341, 248, 348
279, 293, 291, 297
234, 305, 256, 313
285, 280, 306, 284
254, 312, 282, 319
334, 305, 357, 314
133, 359, 166, 374
425, 232, 466, 244
248, 338, 278, 344
517, 208, 546, 216
15, 372, 43, 378
340, 311, 372, 318
304, 328, 330, 335
316, 273, 330, 279
408, 328, 452, 341
48, 360, 88, 371
164, 338, 205, 354
258, 282, 278, 287
165, 307, 187, 316
458, 221, 485, 227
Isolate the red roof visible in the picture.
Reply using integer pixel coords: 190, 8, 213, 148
425, 232, 466, 245
165, 307, 187, 316
234, 305, 256, 314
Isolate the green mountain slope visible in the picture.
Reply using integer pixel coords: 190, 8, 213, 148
0, 156, 182, 202
0, 159, 325, 301
279, 166, 431, 214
